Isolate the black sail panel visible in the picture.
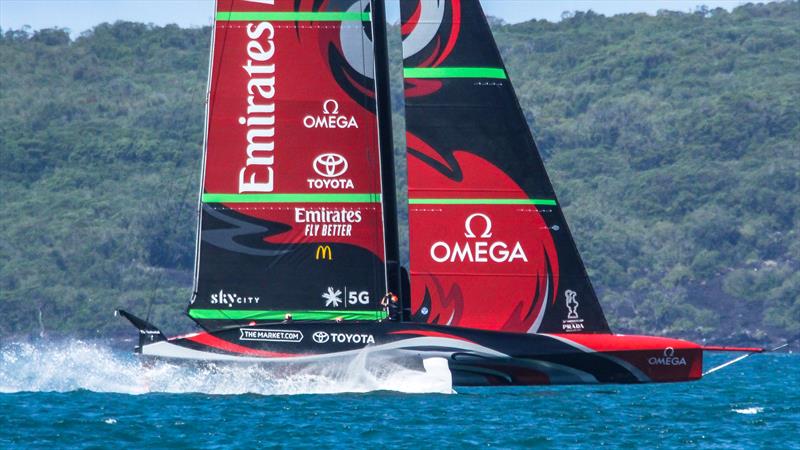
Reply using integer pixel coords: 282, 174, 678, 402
401, 0, 610, 334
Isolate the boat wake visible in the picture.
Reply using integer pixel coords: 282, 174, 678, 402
0, 340, 453, 396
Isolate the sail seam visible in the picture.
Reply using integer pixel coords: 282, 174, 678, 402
188, 309, 387, 321
409, 198, 556, 205
403, 67, 507, 79
408, 272, 554, 278
202, 193, 382, 203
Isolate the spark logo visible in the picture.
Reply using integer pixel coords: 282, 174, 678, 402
321, 287, 370, 308
322, 287, 342, 307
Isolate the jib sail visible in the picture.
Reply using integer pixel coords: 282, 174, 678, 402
190, 0, 388, 329
401, 0, 610, 334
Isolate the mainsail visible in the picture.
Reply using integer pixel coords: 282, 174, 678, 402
401, 0, 610, 334
190, 0, 389, 329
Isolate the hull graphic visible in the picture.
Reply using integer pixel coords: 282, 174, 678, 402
122, 312, 702, 386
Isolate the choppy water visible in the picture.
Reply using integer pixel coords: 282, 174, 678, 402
1, 340, 798, 449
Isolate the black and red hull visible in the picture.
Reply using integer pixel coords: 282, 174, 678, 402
124, 314, 703, 386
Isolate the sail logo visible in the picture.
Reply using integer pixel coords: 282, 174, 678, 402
648, 347, 687, 366
303, 99, 359, 129
313, 153, 348, 178
566, 290, 580, 319
237, 21, 277, 194
561, 289, 585, 332
312, 331, 330, 343
313, 331, 375, 345
295, 207, 362, 237
322, 287, 370, 308
430, 213, 528, 264
322, 287, 343, 307
308, 153, 354, 190
209, 289, 260, 308
239, 328, 303, 343
315, 245, 333, 260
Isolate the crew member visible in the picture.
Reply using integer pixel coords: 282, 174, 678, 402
380, 293, 391, 320
381, 293, 401, 322
388, 294, 401, 321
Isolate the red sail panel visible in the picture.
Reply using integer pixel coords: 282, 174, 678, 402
407, 150, 558, 332
190, 0, 387, 328
402, 0, 610, 334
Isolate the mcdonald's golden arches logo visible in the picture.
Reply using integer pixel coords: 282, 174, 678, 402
315, 245, 333, 260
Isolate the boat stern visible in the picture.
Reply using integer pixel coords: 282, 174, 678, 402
116, 310, 167, 353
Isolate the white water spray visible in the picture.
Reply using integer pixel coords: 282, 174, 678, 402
0, 341, 454, 396
732, 407, 764, 415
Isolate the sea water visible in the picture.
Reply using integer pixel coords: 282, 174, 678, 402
0, 340, 797, 449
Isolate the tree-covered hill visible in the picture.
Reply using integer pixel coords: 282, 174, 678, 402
1, 1, 797, 345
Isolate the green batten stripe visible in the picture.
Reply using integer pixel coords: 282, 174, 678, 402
216, 11, 371, 22
189, 309, 387, 321
409, 198, 557, 206
403, 67, 507, 79
202, 193, 382, 204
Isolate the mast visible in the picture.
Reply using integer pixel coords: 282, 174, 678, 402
189, 0, 219, 311
371, 0, 401, 299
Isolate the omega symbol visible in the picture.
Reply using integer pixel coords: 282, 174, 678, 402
322, 99, 339, 115
464, 213, 493, 239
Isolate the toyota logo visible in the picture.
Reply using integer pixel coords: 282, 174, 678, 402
313, 153, 348, 178
312, 331, 330, 344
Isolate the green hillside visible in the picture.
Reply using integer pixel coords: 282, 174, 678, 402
1, 2, 797, 345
